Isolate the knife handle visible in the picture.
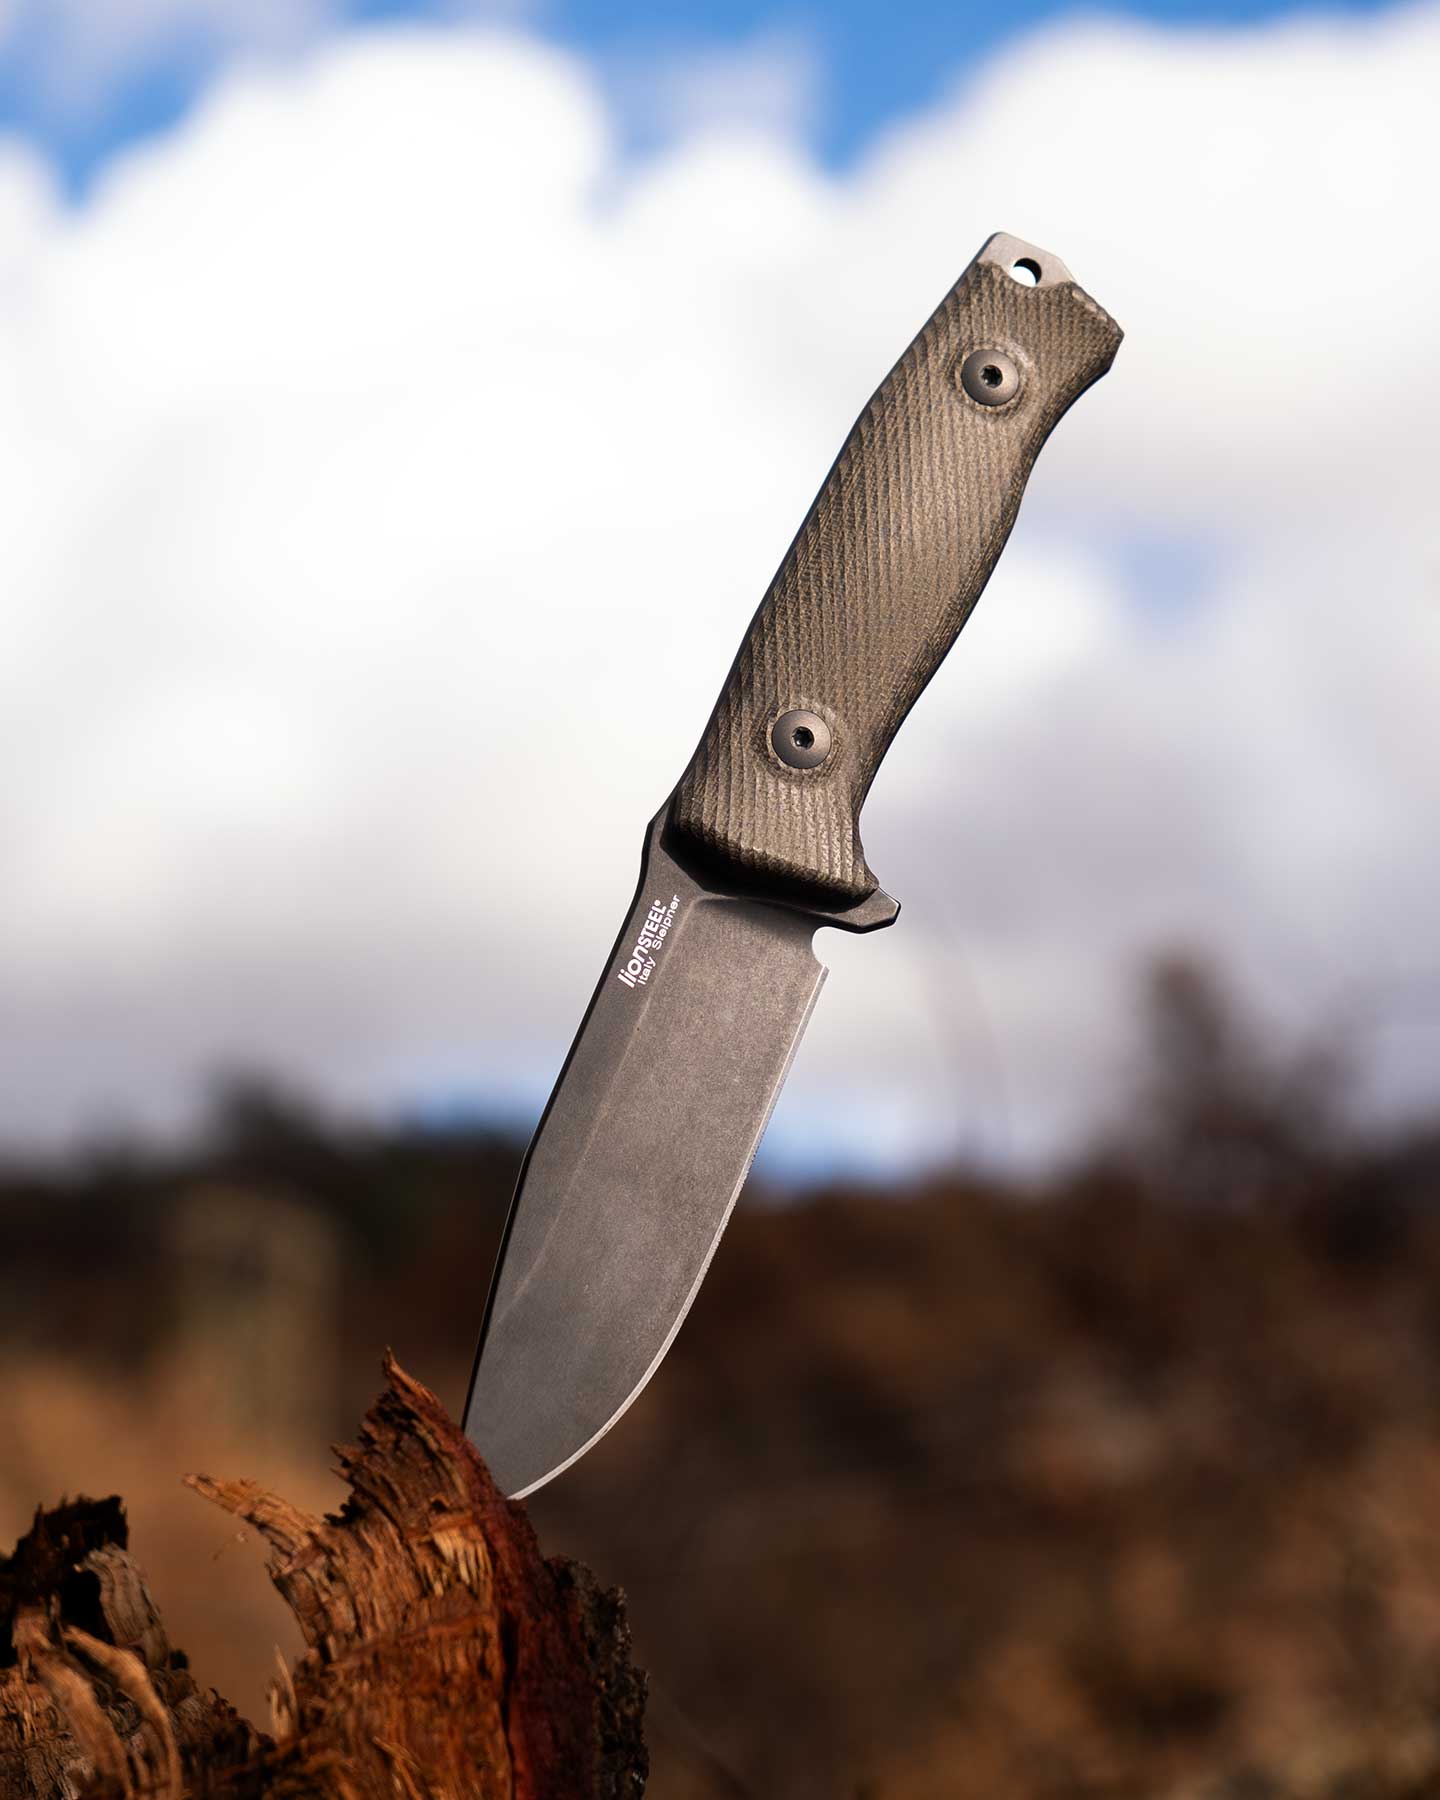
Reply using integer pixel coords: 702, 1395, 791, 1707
667, 233, 1122, 906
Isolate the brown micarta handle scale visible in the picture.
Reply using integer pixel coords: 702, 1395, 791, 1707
667, 233, 1123, 906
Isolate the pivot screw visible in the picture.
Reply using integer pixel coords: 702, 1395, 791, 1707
771, 709, 831, 770
959, 348, 1021, 407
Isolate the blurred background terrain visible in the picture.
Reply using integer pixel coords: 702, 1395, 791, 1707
7, 956, 1440, 1797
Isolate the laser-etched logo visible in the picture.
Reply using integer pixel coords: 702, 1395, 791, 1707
616, 895, 680, 989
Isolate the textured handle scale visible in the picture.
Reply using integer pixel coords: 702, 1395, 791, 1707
667, 233, 1123, 905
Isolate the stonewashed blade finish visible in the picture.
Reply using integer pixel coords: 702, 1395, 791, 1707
465, 234, 1123, 1497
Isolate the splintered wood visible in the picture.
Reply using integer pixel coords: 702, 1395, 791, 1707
0, 1358, 646, 1799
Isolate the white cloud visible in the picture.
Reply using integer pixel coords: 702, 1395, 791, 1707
1, 12, 1438, 1167
601, 25, 824, 149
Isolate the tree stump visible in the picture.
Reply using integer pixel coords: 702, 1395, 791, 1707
0, 1357, 646, 1799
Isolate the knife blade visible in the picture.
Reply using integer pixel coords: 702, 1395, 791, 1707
465, 232, 1123, 1497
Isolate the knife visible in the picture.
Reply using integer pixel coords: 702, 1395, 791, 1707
465, 232, 1122, 1498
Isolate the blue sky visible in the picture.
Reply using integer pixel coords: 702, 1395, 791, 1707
2, 0, 1438, 1168
0, 0, 1410, 197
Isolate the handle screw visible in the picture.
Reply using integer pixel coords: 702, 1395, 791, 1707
959, 348, 1021, 407
771, 709, 832, 770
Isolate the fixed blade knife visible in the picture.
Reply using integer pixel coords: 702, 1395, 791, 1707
465, 232, 1122, 1497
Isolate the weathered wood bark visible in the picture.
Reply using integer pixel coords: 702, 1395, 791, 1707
0, 1358, 646, 1799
